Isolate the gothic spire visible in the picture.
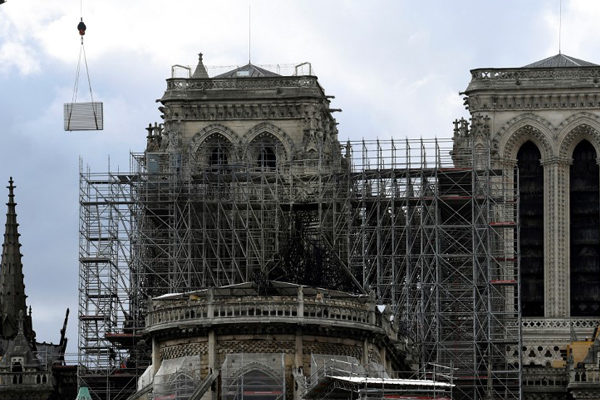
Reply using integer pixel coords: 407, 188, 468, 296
0, 177, 30, 340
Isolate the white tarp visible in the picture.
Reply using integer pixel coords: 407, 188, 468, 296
137, 365, 153, 390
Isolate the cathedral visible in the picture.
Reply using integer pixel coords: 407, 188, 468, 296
76, 51, 600, 400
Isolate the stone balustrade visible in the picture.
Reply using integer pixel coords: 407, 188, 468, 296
145, 288, 387, 336
570, 368, 600, 384
522, 367, 568, 388
522, 318, 600, 330
166, 76, 318, 92
470, 67, 600, 82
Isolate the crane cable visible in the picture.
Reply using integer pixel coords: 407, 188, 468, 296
70, 25, 96, 106
68, 0, 99, 129
71, 0, 94, 105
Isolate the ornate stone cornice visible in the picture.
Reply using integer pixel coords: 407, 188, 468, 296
162, 100, 341, 125
467, 92, 600, 112
164, 102, 311, 122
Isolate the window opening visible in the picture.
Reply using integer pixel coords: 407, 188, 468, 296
258, 146, 276, 169
570, 140, 600, 316
210, 146, 228, 167
517, 141, 544, 317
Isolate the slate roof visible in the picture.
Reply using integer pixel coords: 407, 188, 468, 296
214, 63, 280, 78
524, 53, 598, 68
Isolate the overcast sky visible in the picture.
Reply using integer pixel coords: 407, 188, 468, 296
0, 0, 597, 352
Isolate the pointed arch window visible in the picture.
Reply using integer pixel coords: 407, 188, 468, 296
209, 145, 228, 167
257, 145, 277, 169
517, 141, 544, 317
570, 140, 600, 316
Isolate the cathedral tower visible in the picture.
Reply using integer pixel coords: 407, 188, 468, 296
456, 53, 600, 383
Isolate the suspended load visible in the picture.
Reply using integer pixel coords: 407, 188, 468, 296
64, 18, 103, 131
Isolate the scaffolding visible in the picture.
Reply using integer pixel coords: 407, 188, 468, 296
79, 132, 521, 399
78, 163, 143, 400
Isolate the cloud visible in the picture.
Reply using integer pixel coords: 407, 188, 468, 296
0, 41, 40, 75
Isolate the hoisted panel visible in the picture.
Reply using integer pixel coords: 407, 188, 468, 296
64, 102, 103, 131
65, 13, 103, 132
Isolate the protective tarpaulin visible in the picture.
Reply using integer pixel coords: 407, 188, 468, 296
152, 356, 201, 400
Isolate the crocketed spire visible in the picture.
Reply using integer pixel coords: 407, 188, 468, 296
0, 178, 31, 341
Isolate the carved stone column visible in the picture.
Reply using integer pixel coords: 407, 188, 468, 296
502, 158, 518, 315
541, 156, 571, 317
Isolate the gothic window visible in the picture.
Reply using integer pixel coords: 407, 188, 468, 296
517, 141, 544, 317
257, 146, 276, 169
209, 145, 228, 167
570, 140, 600, 316
197, 133, 232, 170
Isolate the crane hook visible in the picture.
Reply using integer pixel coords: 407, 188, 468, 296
77, 19, 86, 36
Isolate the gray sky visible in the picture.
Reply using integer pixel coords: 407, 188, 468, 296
0, 0, 595, 352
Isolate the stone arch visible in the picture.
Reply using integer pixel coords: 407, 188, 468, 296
232, 361, 282, 382
190, 124, 238, 166
557, 112, 600, 135
190, 124, 239, 155
558, 121, 600, 160
242, 122, 295, 161
499, 121, 554, 161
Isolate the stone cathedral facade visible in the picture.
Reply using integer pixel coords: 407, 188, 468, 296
457, 53, 600, 399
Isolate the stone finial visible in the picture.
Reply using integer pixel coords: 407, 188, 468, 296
7, 177, 14, 202
192, 52, 209, 79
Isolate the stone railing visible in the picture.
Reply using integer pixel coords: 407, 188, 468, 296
522, 318, 600, 330
570, 368, 600, 384
470, 67, 600, 82
145, 291, 385, 336
522, 367, 568, 388
165, 76, 318, 92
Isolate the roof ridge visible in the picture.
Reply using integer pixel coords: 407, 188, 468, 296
561, 54, 582, 66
